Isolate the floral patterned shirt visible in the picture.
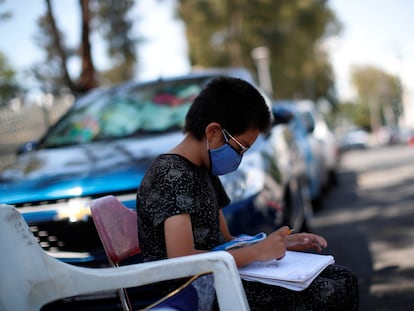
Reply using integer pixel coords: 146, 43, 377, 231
136, 154, 230, 262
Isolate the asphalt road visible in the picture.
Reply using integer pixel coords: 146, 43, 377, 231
313, 145, 414, 310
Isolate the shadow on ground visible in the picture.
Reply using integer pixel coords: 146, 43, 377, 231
313, 166, 414, 310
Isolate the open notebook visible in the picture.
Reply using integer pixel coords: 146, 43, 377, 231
239, 250, 334, 291
213, 233, 334, 291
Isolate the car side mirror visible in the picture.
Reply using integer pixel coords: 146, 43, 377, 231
16, 141, 38, 155
302, 112, 315, 134
272, 107, 293, 125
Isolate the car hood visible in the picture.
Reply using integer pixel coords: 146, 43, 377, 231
0, 132, 183, 205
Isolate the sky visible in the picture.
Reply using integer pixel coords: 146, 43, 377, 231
1, 0, 414, 103
0, 0, 190, 86
327, 0, 414, 100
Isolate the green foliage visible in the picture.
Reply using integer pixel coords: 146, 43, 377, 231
33, 7, 69, 93
0, 0, 11, 21
94, 0, 139, 84
0, 52, 21, 106
177, 0, 341, 101
337, 101, 371, 130
351, 65, 403, 128
33, 0, 138, 94
0, 0, 20, 105
351, 65, 402, 102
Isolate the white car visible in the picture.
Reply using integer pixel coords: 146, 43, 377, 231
338, 128, 371, 151
296, 100, 339, 191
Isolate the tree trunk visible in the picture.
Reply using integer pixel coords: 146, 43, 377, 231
78, 0, 96, 93
228, 4, 243, 66
45, 0, 75, 92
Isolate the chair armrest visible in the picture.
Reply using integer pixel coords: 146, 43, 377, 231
0, 205, 249, 310
32, 251, 249, 310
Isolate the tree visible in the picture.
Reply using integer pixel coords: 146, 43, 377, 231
78, 0, 97, 92
177, 0, 341, 102
336, 100, 371, 131
0, 52, 21, 107
351, 65, 403, 131
0, 2, 20, 106
34, 0, 137, 96
0, 0, 11, 21
94, 0, 138, 84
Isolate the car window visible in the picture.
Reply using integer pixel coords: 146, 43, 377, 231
42, 79, 207, 147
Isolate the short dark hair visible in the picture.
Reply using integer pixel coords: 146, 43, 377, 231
184, 76, 272, 140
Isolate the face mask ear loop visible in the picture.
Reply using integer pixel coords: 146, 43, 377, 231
207, 138, 214, 175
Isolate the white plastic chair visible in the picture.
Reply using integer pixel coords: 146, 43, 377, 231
0, 204, 249, 311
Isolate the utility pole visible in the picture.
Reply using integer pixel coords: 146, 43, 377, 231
251, 46, 273, 98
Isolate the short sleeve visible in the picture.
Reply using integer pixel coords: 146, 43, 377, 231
210, 175, 231, 208
138, 156, 198, 227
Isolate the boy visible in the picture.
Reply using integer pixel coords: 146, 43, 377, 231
137, 76, 358, 310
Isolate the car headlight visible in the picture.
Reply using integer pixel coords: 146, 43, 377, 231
220, 152, 265, 202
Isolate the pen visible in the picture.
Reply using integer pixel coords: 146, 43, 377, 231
286, 228, 295, 235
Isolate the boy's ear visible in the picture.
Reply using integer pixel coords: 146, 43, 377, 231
205, 122, 222, 141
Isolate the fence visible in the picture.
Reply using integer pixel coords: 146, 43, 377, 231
0, 95, 74, 170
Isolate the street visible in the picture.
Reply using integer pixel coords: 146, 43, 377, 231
313, 145, 414, 310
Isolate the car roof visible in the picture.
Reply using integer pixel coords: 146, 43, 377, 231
72, 67, 260, 109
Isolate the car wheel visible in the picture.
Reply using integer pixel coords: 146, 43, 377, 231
299, 180, 314, 232
282, 179, 313, 232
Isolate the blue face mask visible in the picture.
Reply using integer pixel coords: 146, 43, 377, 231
209, 143, 243, 176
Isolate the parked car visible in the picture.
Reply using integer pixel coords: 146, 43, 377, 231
272, 101, 327, 209
400, 127, 414, 146
338, 127, 371, 152
266, 107, 314, 231
0, 68, 313, 271
295, 100, 340, 190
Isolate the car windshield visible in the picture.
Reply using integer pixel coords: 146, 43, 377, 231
42, 78, 208, 147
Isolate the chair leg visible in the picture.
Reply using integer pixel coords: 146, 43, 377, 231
118, 287, 133, 311
112, 262, 133, 311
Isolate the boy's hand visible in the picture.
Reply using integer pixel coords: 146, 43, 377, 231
252, 226, 290, 261
284, 232, 328, 252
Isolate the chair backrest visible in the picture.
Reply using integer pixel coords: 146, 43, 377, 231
90, 195, 140, 311
0, 204, 250, 311
90, 195, 140, 265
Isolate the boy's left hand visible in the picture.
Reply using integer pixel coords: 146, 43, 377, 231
284, 232, 328, 252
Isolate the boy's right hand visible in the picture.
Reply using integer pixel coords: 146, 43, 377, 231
252, 226, 290, 261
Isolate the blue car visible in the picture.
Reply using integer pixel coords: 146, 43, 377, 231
0, 68, 312, 308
